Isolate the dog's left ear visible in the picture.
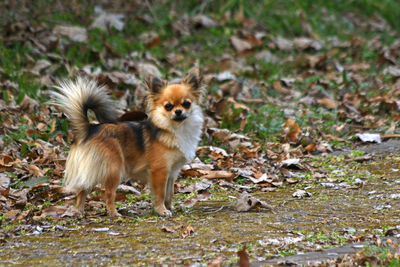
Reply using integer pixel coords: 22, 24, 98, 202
145, 75, 166, 95
182, 68, 203, 91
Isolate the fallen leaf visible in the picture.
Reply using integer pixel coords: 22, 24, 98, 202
139, 31, 161, 48
138, 62, 162, 78
236, 191, 273, 212
317, 97, 338, 109
281, 158, 301, 167
91, 6, 124, 31
53, 25, 87, 42
161, 225, 176, 233
0, 173, 10, 189
61, 206, 81, 217
230, 36, 252, 52
248, 173, 271, 184
220, 80, 243, 97
28, 164, 45, 177
181, 192, 211, 208
255, 50, 279, 64
41, 205, 68, 218
4, 209, 20, 219
190, 15, 217, 28
117, 184, 141, 195
383, 66, 400, 77
179, 180, 212, 193
275, 36, 293, 51
207, 256, 224, 267
30, 59, 51, 76
216, 71, 236, 81
304, 143, 317, 152
19, 95, 39, 113
293, 37, 323, 50
182, 225, 194, 238
273, 80, 291, 95
356, 133, 382, 143
292, 189, 312, 199
282, 119, 302, 144
201, 170, 236, 180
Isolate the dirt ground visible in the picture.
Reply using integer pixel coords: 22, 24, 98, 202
1, 141, 400, 266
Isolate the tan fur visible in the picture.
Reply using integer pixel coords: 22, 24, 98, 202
52, 69, 204, 217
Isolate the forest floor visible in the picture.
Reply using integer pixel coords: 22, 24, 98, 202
1, 0, 400, 265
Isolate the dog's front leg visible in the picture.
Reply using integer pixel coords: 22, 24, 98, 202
150, 166, 172, 217
165, 168, 180, 210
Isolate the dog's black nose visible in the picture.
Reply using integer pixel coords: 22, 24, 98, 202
175, 109, 182, 116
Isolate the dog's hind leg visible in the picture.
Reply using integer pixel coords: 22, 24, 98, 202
75, 190, 88, 213
104, 167, 122, 217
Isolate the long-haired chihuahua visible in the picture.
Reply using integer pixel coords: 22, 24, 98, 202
51, 69, 204, 217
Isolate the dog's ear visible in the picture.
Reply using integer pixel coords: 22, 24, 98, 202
145, 75, 165, 95
182, 68, 203, 91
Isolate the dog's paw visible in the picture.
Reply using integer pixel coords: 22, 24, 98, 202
162, 210, 172, 217
108, 210, 122, 217
155, 206, 172, 217
62, 206, 83, 217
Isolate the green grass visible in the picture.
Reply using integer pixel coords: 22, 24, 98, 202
1, 0, 399, 145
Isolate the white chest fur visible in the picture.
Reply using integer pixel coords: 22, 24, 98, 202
174, 104, 204, 161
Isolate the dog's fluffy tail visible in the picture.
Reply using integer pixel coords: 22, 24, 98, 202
51, 77, 119, 142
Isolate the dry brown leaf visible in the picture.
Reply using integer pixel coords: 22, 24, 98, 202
219, 80, 243, 97
273, 81, 291, 95
0, 154, 14, 167
181, 192, 211, 208
201, 170, 236, 180
53, 25, 87, 42
275, 36, 293, 51
249, 173, 271, 184
236, 191, 273, 212
28, 164, 45, 177
4, 209, 20, 219
317, 97, 338, 109
137, 62, 162, 78
182, 225, 194, 238
385, 121, 396, 135
30, 59, 51, 76
208, 256, 224, 267
255, 50, 279, 64
91, 7, 124, 31
190, 15, 217, 28
42, 205, 68, 218
161, 225, 176, 233
19, 95, 39, 113
139, 31, 160, 48
0, 173, 10, 190
282, 119, 302, 143
230, 36, 252, 52
238, 146, 259, 159
304, 143, 317, 152
179, 180, 211, 193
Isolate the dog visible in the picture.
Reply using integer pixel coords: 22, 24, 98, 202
51, 69, 204, 217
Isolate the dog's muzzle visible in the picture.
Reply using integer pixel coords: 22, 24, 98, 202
173, 114, 187, 122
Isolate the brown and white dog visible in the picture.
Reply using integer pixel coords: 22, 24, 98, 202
51, 69, 204, 217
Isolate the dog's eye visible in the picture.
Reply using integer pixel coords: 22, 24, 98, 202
164, 103, 173, 111
182, 101, 191, 109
